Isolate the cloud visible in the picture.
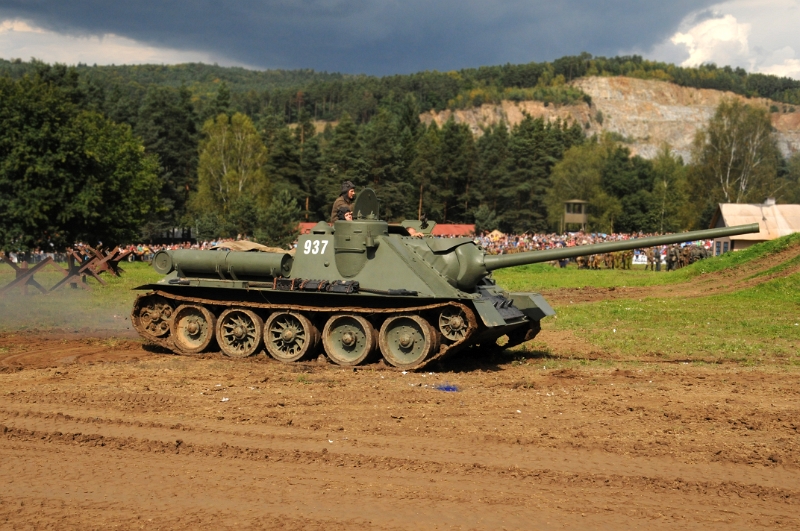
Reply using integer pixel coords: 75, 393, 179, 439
0, 0, 715, 74
651, 1, 800, 80
671, 14, 751, 69
0, 18, 232, 65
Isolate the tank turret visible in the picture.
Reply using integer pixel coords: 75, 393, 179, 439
132, 189, 760, 370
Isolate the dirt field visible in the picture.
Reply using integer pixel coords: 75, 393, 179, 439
1, 324, 798, 530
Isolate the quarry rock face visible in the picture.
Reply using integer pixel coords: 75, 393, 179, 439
419, 76, 800, 162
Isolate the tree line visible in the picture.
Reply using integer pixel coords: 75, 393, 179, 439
0, 60, 799, 252
2, 54, 800, 126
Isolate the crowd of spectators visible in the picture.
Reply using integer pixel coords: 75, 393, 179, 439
474, 230, 712, 259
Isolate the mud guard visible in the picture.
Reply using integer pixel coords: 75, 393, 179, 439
510, 293, 556, 321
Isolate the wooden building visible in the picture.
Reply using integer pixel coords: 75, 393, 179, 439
562, 200, 588, 232
708, 201, 800, 255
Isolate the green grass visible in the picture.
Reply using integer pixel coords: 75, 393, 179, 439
495, 262, 678, 291
501, 234, 800, 365
545, 274, 800, 364
0, 262, 161, 331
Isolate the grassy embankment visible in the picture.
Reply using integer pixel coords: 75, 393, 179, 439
494, 233, 800, 366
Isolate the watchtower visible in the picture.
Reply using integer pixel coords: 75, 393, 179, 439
562, 200, 588, 232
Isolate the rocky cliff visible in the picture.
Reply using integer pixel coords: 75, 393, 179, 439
419, 76, 800, 162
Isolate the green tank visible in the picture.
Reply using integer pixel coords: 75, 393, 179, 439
131, 189, 759, 370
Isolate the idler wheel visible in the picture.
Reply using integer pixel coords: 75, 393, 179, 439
438, 307, 469, 342
379, 315, 439, 370
170, 304, 216, 354
131, 295, 173, 339
264, 312, 319, 362
322, 314, 376, 366
217, 308, 264, 358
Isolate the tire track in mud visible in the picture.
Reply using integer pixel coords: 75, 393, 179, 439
2, 329, 799, 528
1, 411, 797, 507
0, 337, 151, 372
1, 422, 798, 530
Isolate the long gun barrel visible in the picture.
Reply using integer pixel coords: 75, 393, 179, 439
483, 223, 760, 271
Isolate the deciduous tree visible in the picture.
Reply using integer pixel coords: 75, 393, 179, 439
691, 99, 780, 206
192, 112, 269, 220
0, 70, 160, 250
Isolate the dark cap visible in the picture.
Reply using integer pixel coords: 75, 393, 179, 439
336, 206, 351, 220
341, 180, 355, 194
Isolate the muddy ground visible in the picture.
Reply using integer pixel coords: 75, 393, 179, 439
1, 245, 799, 529
0, 326, 798, 530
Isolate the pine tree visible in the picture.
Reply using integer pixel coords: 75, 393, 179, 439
315, 113, 367, 219
210, 81, 231, 118
267, 126, 303, 197
436, 119, 476, 222
256, 189, 301, 249
410, 123, 441, 220
360, 109, 412, 220
135, 85, 199, 231
475, 121, 510, 215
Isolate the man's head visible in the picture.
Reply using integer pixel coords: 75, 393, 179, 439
341, 180, 355, 200
337, 205, 352, 221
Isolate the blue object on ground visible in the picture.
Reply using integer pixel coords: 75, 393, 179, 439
435, 384, 458, 392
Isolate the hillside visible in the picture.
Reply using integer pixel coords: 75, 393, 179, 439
421, 76, 800, 161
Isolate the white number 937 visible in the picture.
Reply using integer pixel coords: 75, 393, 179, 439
303, 239, 329, 255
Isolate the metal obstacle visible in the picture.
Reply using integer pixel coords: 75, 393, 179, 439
0, 246, 131, 297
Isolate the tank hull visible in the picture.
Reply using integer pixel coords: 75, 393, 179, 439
131, 283, 544, 370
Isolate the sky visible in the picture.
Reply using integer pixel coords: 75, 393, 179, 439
0, 0, 798, 79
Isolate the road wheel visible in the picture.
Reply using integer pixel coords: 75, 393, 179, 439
379, 315, 438, 369
131, 294, 173, 339
438, 307, 469, 342
322, 314, 376, 366
217, 308, 263, 358
171, 304, 216, 354
264, 312, 318, 362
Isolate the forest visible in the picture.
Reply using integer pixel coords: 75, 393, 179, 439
0, 55, 799, 251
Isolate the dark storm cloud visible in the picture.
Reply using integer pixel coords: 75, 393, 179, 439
0, 1, 717, 74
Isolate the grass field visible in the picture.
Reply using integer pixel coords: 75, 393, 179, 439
494, 233, 800, 367
542, 277, 800, 365
2, 234, 799, 366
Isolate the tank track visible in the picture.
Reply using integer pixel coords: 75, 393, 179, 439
131, 290, 479, 371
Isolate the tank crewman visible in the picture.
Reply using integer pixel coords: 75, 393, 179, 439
336, 205, 353, 221
330, 181, 356, 224
589, 254, 600, 270
603, 253, 614, 269
406, 227, 425, 238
